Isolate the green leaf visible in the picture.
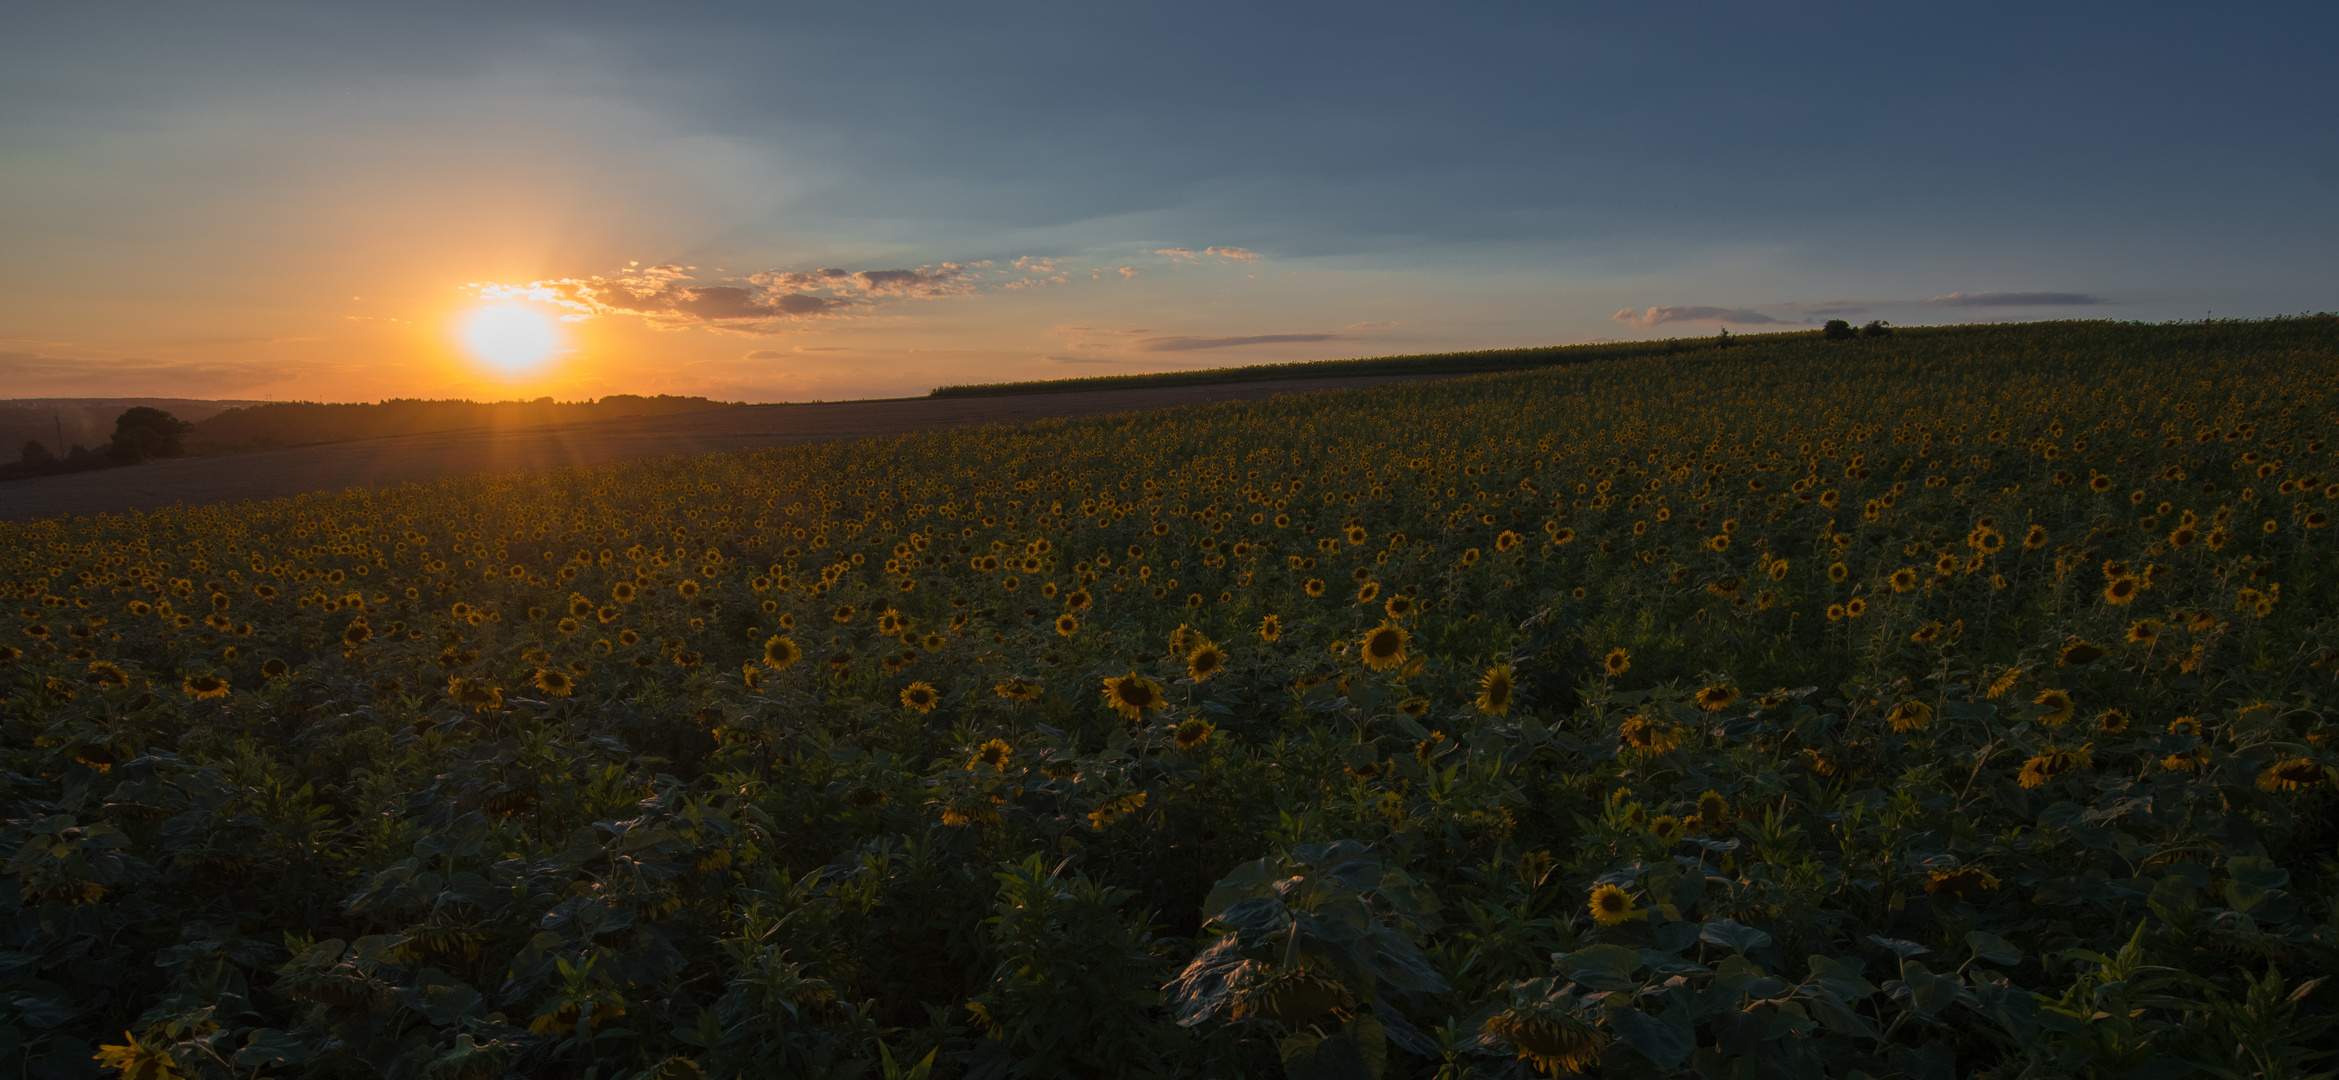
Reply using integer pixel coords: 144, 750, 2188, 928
2224, 855, 2289, 890
1609, 1008, 1692, 1069
1559, 944, 1644, 989
1807, 955, 1878, 1000
1279, 1030, 1377, 1080
1964, 931, 2022, 967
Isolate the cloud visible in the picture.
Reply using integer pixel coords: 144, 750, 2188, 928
0, 350, 299, 395
1041, 355, 1124, 365
1153, 248, 1196, 260
1922, 291, 2107, 307
793, 345, 849, 352
1613, 306, 1786, 327
1204, 246, 1260, 262
742, 350, 785, 359
471, 260, 982, 334
1135, 332, 1342, 352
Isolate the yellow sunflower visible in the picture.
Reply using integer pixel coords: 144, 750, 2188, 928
1358, 621, 1410, 672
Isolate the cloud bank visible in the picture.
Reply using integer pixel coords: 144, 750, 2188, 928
473, 261, 984, 334
1922, 291, 2107, 307
1612, 306, 1786, 327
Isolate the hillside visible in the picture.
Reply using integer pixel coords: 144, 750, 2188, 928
186, 394, 732, 454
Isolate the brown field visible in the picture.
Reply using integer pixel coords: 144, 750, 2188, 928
0, 375, 1434, 522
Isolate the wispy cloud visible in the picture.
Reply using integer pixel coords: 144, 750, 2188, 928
1135, 332, 1342, 352
1613, 306, 1786, 327
1922, 291, 2107, 307
0, 350, 301, 395
1153, 247, 1197, 260
472, 261, 986, 334
1205, 246, 1260, 262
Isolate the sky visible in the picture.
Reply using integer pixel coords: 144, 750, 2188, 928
3, 2, 2333, 403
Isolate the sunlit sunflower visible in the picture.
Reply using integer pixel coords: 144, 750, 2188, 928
2033, 688, 2075, 726
2017, 742, 2092, 788
1475, 664, 1514, 715
612, 582, 636, 603
1173, 718, 1215, 750
182, 674, 230, 700
1103, 672, 1167, 718
1258, 614, 1283, 642
1886, 700, 1932, 732
1303, 579, 1326, 597
1693, 684, 1739, 711
1889, 567, 1919, 593
1187, 639, 1228, 682
1359, 621, 1410, 671
1356, 580, 1381, 604
2125, 620, 2162, 646
901, 682, 941, 714
532, 668, 575, 697
1054, 613, 1080, 637
1587, 883, 1639, 926
970, 737, 1011, 769
1844, 597, 1867, 618
2103, 577, 2140, 605
2257, 758, 2326, 792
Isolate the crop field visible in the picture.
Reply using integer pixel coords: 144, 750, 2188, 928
4, 317, 2338, 1079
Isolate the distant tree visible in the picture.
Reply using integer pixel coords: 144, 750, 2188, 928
20, 439, 55, 469
1860, 320, 1894, 339
1716, 328, 1732, 349
1822, 319, 1856, 341
107, 406, 194, 463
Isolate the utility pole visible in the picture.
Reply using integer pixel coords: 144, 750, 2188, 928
55, 415, 64, 455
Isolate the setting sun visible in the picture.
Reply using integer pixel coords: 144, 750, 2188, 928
461, 302, 561, 374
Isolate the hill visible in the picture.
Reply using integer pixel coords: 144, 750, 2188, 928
0, 398, 263, 461
185, 394, 732, 454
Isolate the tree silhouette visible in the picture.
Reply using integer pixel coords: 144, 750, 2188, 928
107, 407, 193, 463
1822, 319, 1856, 340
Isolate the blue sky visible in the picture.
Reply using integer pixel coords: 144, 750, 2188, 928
2, 1, 2331, 401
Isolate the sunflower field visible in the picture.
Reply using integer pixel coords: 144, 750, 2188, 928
6, 317, 2339, 1080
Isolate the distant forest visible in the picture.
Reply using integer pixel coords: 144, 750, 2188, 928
185, 394, 733, 453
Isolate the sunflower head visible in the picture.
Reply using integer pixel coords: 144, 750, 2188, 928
1694, 684, 1739, 712
901, 682, 941, 714
1887, 700, 1932, 733
2033, 689, 2076, 725
533, 668, 575, 697
1103, 672, 1166, 718
182, 674, 230, 700
1258, 614, 1283, 642
1172, 718, 1214, 750
1186, 641, 1228, 682
1587, 883, 1640, 926
970, 737, 1011, 769
1358, 622, 1410, 671
1054, 613, 1080, 637
2258, 758, 2327, 792
1475, 664, 1515, 715
1603, 647, 1631, 677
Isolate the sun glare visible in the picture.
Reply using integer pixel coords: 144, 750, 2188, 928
461, 303, 562, 374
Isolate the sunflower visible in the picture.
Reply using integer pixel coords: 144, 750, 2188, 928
1483, 1009, 1608, 1076
1923, 867, 2001, 897
1475, 664, 1514, 715
901, 682, 941, 714
1054, 613, 1080, 637
1359, 621, 1410, 671
1103, 672, 1167, 718
1650, 815, 1686, 844
86, 661, 129, 687
447, 677, 502, 712
1844, 597, 1867, 618
1552, 527, 1576, 546
2033, 689, 2076, 726
2023, 525, 2049, 551
1694, 684, 1739, 711
612, 582, 636, 603
1603, 647, 1631, 677
2125, 620, 2162, 646
532, 668, 575, 697
2057, 641, 2104, 666
831, 604, 856, 623
876, 609, 907, 634
341, 621, 371, 647
1398, 698, 1429, 720
1968, 525, 2004, 554
1587, 883, 1640, 926
2257, 759, 2326, 792
677, 580, 700, 599
1696, 790, 1731, 830
2017, 742, 2093, 787
994, 676, 1043, 702
1258, 614, 1282, 642
1356, 580, 1381, 604
1886, 700, 1932, 732
970, 737, 1010, 769
182, 674, 230, 700
2095, 707, 2132, 733
2167, 716, 2202, 737
1887, 567, 1918, 593
1303, 579, 1326, 597
2103, 577, 2140, 605
1826, 603, 1846, 621
1173, 718, 1214, 750
1063, 589, 1092, 611
1187, 639, 1228, 682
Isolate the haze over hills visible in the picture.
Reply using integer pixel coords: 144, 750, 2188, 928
0, 398, 263, 459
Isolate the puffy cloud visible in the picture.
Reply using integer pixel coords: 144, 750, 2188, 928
1923, 291, 2107, 307
1613, 306, 1785, 327
1204, 246, 1260, 262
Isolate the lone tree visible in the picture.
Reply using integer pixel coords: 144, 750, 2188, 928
1860, 320, 1894, 338
107, 406, 193, 463
1822, 319, 1856, 340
